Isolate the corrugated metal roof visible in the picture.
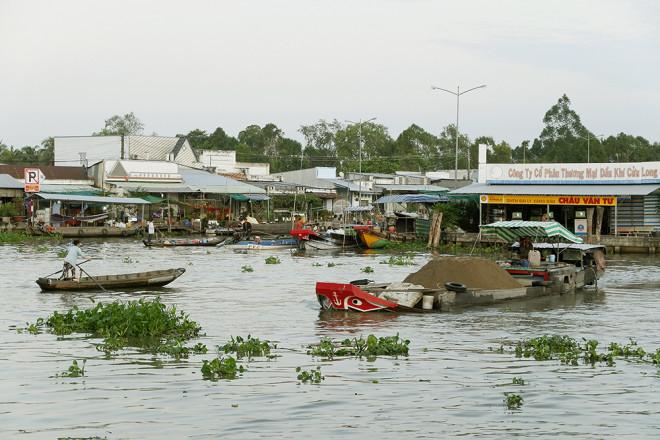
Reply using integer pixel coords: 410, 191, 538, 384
0, 165, 89, 180
0, 174, 24, 189
36, 192, 151, 205
375, 194, 448, 204
451, 183, 660, 196
180, 168, 266, 194
376, 184, 450, 192
39, 184, 102, 195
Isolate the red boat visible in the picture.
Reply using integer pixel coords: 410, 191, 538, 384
316, 282, 402, 312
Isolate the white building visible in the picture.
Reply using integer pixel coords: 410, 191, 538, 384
54, 135, 202, 169
197, 149, 270, 178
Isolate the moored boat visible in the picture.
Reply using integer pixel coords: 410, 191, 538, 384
144, 237, 224, 247
226, 238, 297, 251
31, 224, 141, 238
36, 268, 186, 291
353, 225, 389, 249
290, 229, 359, 250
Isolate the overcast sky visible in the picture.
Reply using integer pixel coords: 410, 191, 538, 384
1, 0, 659, 149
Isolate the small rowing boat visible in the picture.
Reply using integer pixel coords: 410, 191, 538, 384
36, 268, 186, 291
144, 237, 224, 247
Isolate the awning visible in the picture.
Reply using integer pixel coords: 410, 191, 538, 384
230, 194, 249, 202
38, 184, 102, 195
375, 194, 448, 204
481, 220, 583, 244
451, 183, 660, 196
141, 195, 164, 203
344, 205, 373, 212
35, 193, 152, 205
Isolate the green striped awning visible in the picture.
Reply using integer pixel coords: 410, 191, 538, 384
480, 220, 583, 244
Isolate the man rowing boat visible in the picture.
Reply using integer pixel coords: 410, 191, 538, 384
60, 239, 88, 280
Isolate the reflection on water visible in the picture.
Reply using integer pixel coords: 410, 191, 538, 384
1, 240, 659, 439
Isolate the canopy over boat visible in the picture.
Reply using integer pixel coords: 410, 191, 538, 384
481, 220, 583, 244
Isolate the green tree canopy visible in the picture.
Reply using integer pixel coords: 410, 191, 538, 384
94, 112, 144, 136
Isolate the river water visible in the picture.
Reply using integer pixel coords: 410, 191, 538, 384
0, 240, 659, 439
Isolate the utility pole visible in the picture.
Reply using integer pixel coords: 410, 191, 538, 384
346, 118, 376, 207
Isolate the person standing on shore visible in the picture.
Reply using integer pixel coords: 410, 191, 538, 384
61, 239, 87, 280
147, 219, 155, 243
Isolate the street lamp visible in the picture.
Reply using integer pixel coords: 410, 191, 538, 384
346, 118, 377, 208
577, 133, 605, 163
431, 84, 486, 180
346, 117, 377, 174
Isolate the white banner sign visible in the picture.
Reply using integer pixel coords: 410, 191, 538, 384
484, 162, 660, 184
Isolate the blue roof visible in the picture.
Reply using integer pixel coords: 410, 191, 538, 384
374, 194, 448, 204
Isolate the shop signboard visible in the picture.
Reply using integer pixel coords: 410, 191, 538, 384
574, 219, 588, 236
480, 194, 617, 206
23, 168, 43, 192
483, 162, 660, 184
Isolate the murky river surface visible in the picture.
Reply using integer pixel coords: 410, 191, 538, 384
1, 239, 659, 439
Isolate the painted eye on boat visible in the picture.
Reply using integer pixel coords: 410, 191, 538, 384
351, 299, 362, 306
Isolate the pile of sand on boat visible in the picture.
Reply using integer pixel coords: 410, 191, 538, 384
403, 256, 523, 290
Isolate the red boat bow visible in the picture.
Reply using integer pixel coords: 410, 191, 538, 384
316, 282, 399, 312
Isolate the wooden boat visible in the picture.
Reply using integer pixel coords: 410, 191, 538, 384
290, 229, 358, 250
31, 224, 141, 238
353, 225, 389, 249
226, 238, 297, 251
36, 268, 186, 291
144, 237, 224, 247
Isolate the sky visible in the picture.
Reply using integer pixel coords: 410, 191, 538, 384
1, 0, 659, 149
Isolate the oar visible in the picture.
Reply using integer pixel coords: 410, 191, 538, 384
44, 259, 92, 278
76, 264, 107, 292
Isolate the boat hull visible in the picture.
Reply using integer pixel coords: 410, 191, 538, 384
316, 279, 569, 313
144, 238, 224, 247
33, 226, 140, 238
356, 229, 389, 249
36, 268, 186, 291
227, 238, 297, 251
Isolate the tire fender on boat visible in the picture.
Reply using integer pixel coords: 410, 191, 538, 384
121, 230, 128, 237
77, 228, 85, 236
101, 228, 109, 236
445, 282, 467, 293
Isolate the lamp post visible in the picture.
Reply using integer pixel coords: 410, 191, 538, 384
577, 133, 604, 163
431, 84, 486, 180
346, 118, 377, 208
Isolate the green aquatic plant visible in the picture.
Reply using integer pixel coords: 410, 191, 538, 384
58, 359, 86, 378
308, 334, 409, 359
312, 262, 323, 267
380, 256, 415, 266
241, 265, 254, 272
0, 231, 61, 243
220, 335, 274, 360
504, 393, 523, 410
56, 249, 67, 258
361, 266, 374, 273
265, 256, 281, 264
201, 356, 245, 380
122, 256, 138, 264
507, 335, 660, 368
327, 262, 336, 267
296, 366, 324, 384
30, 298, 202, 354
512, 377, 525, 386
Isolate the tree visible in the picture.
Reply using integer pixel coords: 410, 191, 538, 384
0, 137, 53, 164
437, 124, 471, 170
393, 124, 440, 171
299, 119, 343, 168
94, 112, 144, 136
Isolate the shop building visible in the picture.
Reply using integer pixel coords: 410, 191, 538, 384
451, 145, 660, 238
